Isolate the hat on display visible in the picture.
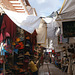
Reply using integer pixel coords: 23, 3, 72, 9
15, 45, 21, 49
16, 38, 20, 42
17, 62, 23, 65
24, 59, 29, 63
24, 52, 30, 56
26, 36, 30, 40
20, 38, 24, 41
26, 41, 31, 44
25, 43, 30, 47
18, 42, 24, 49
12, 42, 16, 45
19, 68, 24, 72
24, 56, 29, 63
18, 42, 24, 46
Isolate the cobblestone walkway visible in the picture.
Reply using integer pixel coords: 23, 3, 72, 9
39, 63, 69, 75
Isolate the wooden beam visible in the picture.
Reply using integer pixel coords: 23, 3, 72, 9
8, 0, 18, 1
17, 11, 25, 13
10, 3, 20, 5
20, 0, 29, 15
13, 6, 22, 8
15, 9, 24, 10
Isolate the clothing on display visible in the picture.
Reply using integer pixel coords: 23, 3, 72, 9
0, 15, 17, 43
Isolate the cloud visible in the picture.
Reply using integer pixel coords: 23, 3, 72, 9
28, 0, 64, 17
36, 0, 46, 4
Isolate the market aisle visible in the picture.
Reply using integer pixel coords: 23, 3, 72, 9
39, 63, 69, 75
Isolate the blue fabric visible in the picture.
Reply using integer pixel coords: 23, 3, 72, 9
13, 49, 18, 54
1, 46, 8, 55
7, 38, 10, 45
0, 68, 3, 70
55, 61, 58, 66
20, 38, 24, 41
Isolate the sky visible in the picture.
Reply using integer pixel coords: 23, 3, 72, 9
28, 0, 64, 17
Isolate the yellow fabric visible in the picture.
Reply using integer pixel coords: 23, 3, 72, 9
29, 61, 38, 72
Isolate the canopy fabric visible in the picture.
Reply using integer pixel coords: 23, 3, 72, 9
0, 0, 41, 33
4, 9, 41, 33
42, 18, 52, 23
58, 0, 75, 20
41, 39, 48, 48
36, 19, 47, 44
69, 37, 75, 43
55, 47, 62, 52
61, 0, 75, 14
54, 43, 69, 52
59, 11, 75, 20
47, 18, 61, 38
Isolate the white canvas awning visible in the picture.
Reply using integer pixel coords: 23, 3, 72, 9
58, 0, 75, 20
60, 0, 75, 14
0, 0, 41, 33
3, 8, 41, 33
42, 18, 52, 23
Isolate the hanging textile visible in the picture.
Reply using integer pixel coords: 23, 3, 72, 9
47, 18, 61, 38
0, 0, 41, 34
36, 19, 47, 44
0, 14, 17, 42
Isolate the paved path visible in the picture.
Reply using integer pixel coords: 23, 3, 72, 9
39, 63, 69, 75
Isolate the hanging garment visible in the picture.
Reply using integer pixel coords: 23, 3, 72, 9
32, 30, 37, 45
13, 49, 18, 54
0, 14, 6, 43
0, 14, 4, 31
0, 14, 16, 42
1, 46, 8, 55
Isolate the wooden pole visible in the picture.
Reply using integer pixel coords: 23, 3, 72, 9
3, 57, 5, 75
69, 56, 73, 75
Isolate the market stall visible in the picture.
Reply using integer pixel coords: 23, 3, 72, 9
0, 0, 41, 75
